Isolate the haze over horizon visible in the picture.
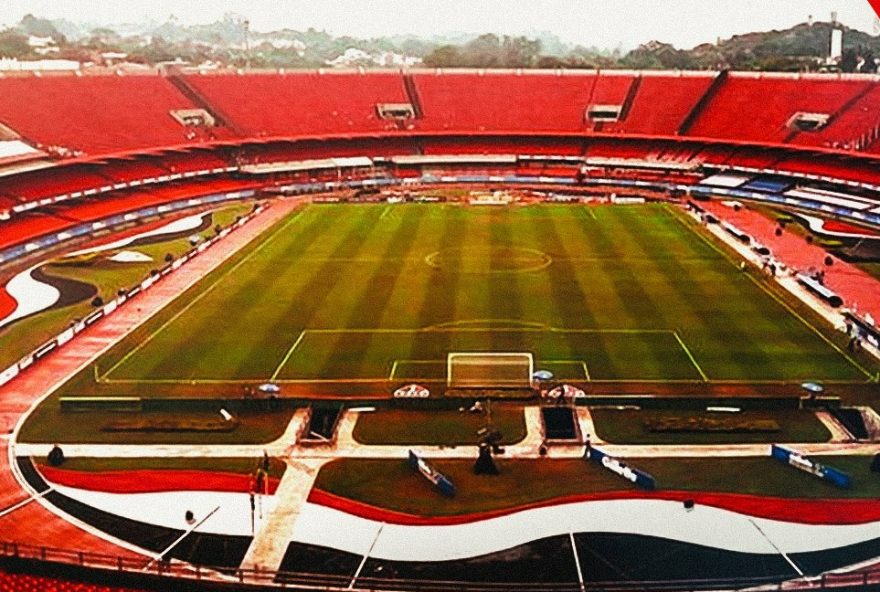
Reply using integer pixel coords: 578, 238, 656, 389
2, 0, 879, 50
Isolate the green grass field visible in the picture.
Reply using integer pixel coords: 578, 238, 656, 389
590, 408, 832, 445
314, 455, 880, 516
87, 203, 871, 386
19, 201, 877, 443
352, 406, 527, 446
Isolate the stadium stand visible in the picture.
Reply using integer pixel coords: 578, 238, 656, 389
0, 178, 258, 251
603, 74, 715, 135
412, 71, 597, 132
0, 212, 72, 250
0, 74, 206, 156
790, 82, 880, 150
181, 71, 409, 136
0, 166, 111, 205
685, 74, 872, 144
0, 69, 879, 259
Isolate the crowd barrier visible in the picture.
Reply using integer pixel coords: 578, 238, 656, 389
2, 539, 879, 592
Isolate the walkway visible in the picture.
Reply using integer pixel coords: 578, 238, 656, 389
14, 407, 880, 461
240, 458, 328, 573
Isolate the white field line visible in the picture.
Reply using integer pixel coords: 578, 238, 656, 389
539, 360, 592, 381
99, 210, 310, 381
666, 205, 872, 379
673, 331, 709, 381
270, 331, 308, 381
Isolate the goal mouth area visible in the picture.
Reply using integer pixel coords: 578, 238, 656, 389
446, 352, 534, 390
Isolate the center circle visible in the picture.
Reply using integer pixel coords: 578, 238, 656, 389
425, 247, 552, 274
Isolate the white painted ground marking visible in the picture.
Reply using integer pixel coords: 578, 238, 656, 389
349, 522, 385, 589
101, 209, 309, 380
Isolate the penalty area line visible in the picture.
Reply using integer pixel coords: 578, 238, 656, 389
270, 331, 308, 381
673, 331, 708, 382
668, 206, 872, 379
98, 209, 311, 383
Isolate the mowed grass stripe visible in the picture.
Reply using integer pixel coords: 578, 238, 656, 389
646, 207, 790, 379
409, 206, 468, 362
266, 205, 396, 379
575, 206, 692, 379
665, 205, 871, 380
488, 208, 523, 352
313, 206, 430, 380
100, 206, 317, 380
109, 205, 383, 380
532, 206, 596, 367
616, 206, 722, 380
89, 202, 870, 388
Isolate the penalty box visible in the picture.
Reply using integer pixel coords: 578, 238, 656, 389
270, 328, 705, 382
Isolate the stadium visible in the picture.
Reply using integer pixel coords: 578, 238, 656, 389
1, 9, 880, 592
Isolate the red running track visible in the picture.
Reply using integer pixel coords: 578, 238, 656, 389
37, 466, 280, 495
701, 201, 880, 322
0, 286, 14, 323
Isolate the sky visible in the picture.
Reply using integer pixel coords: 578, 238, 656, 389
2, 0, 879, 49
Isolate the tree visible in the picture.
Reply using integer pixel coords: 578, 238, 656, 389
0, 30, 30, 58
860, 49, 878, 73
840, 48, 858, 72
500, 35, 541, 67
423, 44, 463, 67
18, 14, 66, 43
463, 33, 501, 67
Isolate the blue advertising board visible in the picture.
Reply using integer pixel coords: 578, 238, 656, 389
408, 450, 457, 497
771, 445, 851, 489
586, 446, 656, 490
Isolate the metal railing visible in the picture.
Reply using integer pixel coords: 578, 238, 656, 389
1, 540, 880, 592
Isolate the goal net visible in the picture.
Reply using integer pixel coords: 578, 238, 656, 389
447, 352, 534, 389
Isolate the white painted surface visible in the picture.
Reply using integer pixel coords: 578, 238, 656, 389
108, 250, 154, 263
0, 265, 60, 328
291, 500, 880, 561
67, 213, 208, 256
52, 485, 276, 537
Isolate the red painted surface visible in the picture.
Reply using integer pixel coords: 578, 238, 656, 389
0, 202, 298, 559
309, 487, 880, 526
0, 445, 142, 559
820, 218, 880, 237
37, 466, 280, 495
0, 285, 16, 323
701, 201, 880, 322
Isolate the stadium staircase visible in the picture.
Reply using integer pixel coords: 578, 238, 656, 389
403, 73, 424, 119
616, 75, 642, 122
677, 69, 729, 136
164, 69, 248, 137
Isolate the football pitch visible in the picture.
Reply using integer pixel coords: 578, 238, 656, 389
79, 201, 871, 395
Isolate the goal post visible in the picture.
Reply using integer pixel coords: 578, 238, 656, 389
446, 352, 534, 389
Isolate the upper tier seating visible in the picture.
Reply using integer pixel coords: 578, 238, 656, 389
412, 72, 598, 132
686, 75, 872, 144
182, 71, 409, 137
0, 75, 204, 156
0, 71, 878, 157
604, 74, 715, 135
789, 83, 880, 151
